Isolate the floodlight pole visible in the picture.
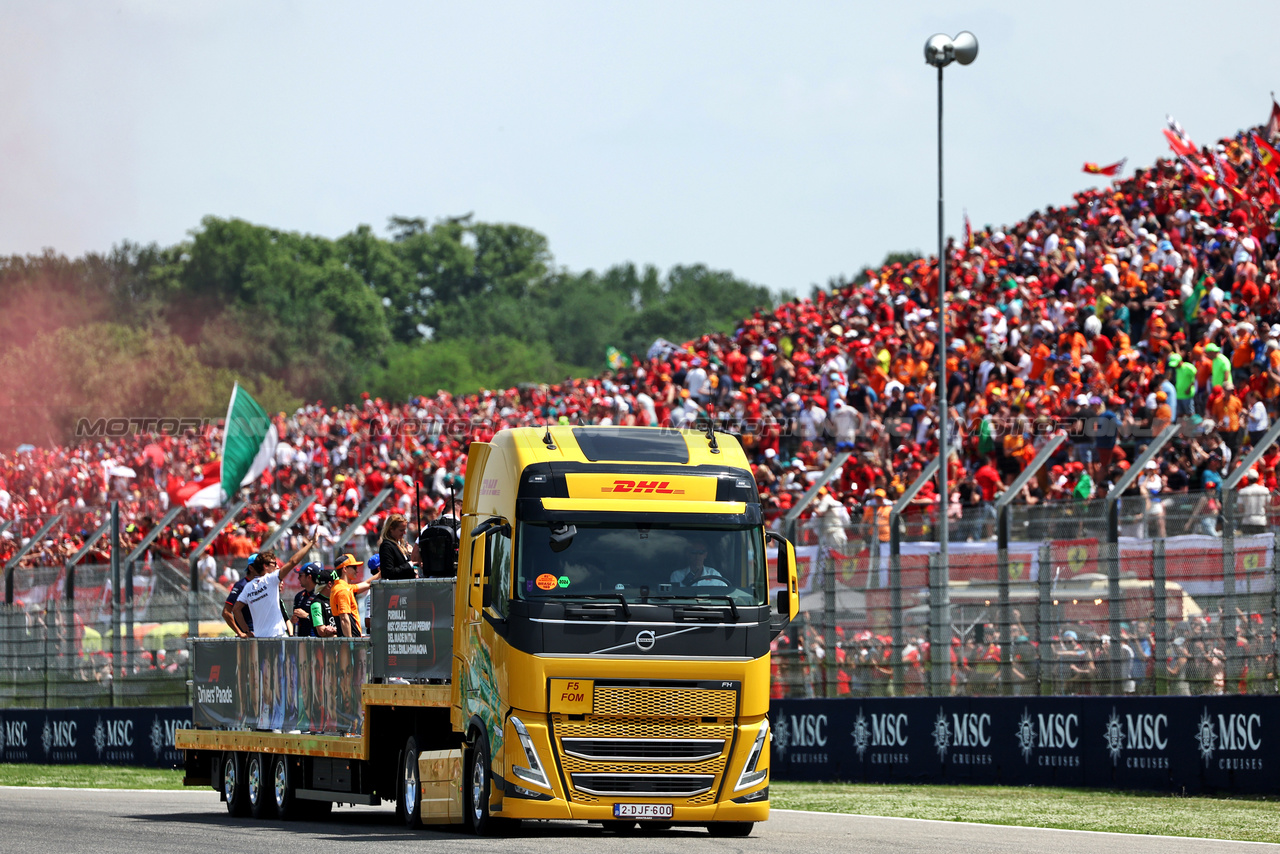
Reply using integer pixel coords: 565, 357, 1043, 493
925, 29, 976, 694
935, 61, 950, 592
923, 29, 976, 622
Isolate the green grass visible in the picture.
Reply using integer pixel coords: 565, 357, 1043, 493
772, 782, 1280, 844
0, 764, 186, 790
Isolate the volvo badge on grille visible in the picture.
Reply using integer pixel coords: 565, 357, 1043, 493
635, 630, 656, 651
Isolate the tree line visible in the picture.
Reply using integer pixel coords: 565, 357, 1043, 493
0, 215, 777, 447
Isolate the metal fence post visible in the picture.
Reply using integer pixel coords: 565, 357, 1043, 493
1153, 538, 1168, 696
890, 457, 940, 694
109, 503, 120, 707
824, 544, 836, 698
1038, 542, 1052, 695
1272, 535, 1280, 694
929, 552, 950, 696
995, 435, 1065, 696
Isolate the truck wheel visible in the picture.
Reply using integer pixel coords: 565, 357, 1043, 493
707, 822, 754, 837
222, 752, 249, 817
272, 755, 300, 821
248, 753, 275, 819
466, 731, 504, 836
397, 736, 423, 829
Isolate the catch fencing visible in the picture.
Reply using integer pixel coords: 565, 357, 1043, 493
772, 493, 1280, 701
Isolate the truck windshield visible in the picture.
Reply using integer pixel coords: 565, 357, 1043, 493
516, 522, 768, 606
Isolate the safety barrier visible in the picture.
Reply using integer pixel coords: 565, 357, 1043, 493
770, 695, 1278, 794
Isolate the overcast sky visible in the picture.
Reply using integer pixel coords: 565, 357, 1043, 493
2, 1, 1278, 294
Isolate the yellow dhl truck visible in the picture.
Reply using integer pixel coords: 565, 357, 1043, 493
177, 425, 799, 835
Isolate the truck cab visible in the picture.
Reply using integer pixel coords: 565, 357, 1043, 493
454, 425, 797, 834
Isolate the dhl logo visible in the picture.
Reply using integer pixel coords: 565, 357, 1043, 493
601, 480, 685, 495
565, 472, 716, 500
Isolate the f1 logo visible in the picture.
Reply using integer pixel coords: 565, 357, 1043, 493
208, 666, 220, 682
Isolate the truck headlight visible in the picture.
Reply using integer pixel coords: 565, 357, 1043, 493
509, 716, 550, 790
734, 718, 769, 791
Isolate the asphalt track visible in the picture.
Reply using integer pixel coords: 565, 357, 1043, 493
0, 787, 1273, 854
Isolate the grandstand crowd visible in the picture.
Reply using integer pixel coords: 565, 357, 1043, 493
2, 120, 1279, 695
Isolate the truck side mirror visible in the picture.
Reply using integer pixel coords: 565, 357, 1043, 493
766, 532, 798, 636
765, 531, 790, 585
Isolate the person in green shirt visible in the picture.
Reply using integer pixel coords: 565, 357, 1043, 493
1206, 342, 1231, 389
1169, 353, 1197, 418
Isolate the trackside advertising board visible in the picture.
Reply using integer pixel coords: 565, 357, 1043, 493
771, 696, 1279, 794
0, 706, 191, 767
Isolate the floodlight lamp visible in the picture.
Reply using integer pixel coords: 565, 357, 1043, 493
952, 31, 979, 65
924, 33, 953, 67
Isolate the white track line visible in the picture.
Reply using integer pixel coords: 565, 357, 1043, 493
772, 808, 1280, 847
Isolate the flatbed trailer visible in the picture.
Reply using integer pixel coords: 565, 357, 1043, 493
178, 426, 800, 835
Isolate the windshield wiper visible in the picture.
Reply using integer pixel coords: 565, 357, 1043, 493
648, 594, 738, 621
532, 593, 631, 618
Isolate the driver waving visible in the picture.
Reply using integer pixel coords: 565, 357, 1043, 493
671, 539, 728, 587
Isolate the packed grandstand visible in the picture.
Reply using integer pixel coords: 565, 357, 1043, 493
3, 115, 1280, 697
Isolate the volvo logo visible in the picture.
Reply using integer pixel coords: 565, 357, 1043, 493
635, 630, 656, 651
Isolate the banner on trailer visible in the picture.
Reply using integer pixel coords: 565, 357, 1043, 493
370, 580, 455, 680
770, 696, 1279, 794
0, 706, 191, 767
192, 638, 366, 735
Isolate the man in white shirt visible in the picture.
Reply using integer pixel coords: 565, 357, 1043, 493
1238, 470, 1271, 536
670, 539, 728, 587
233, 537, 316, 638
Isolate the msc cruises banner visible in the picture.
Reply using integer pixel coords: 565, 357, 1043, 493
770, 696, 1279, 794
0, 706, 191, 767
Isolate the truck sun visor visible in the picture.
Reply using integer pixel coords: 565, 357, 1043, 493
571, 427, 690, 463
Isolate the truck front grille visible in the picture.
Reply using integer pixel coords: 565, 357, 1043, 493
561, 737, 725, 763
570, 773, 715, 797
554, 716, 734, 803
592, 685, 736, 718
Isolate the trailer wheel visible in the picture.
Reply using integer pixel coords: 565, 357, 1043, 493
247, 753, 275, 819
222, 752, 249, 817
397, 735, 423, 829
707, 822, 754, 837
272, 755, 300, 820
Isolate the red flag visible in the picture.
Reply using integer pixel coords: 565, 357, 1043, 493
1266, 95, 1280, 141
1163, 128, 1197, 158
1082, 159, 1126, 176
963, 210, 972, 248
1253, 132, 1280, 176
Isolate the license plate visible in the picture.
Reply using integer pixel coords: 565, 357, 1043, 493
613, 803, 673, 819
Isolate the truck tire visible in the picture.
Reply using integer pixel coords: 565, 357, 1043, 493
222, 752, 249, 817
271, 755, 300, 821
466, 731, 509, 836
397, 735, 423, 829
247, 753, 275, 819
707, 822, 754, 837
